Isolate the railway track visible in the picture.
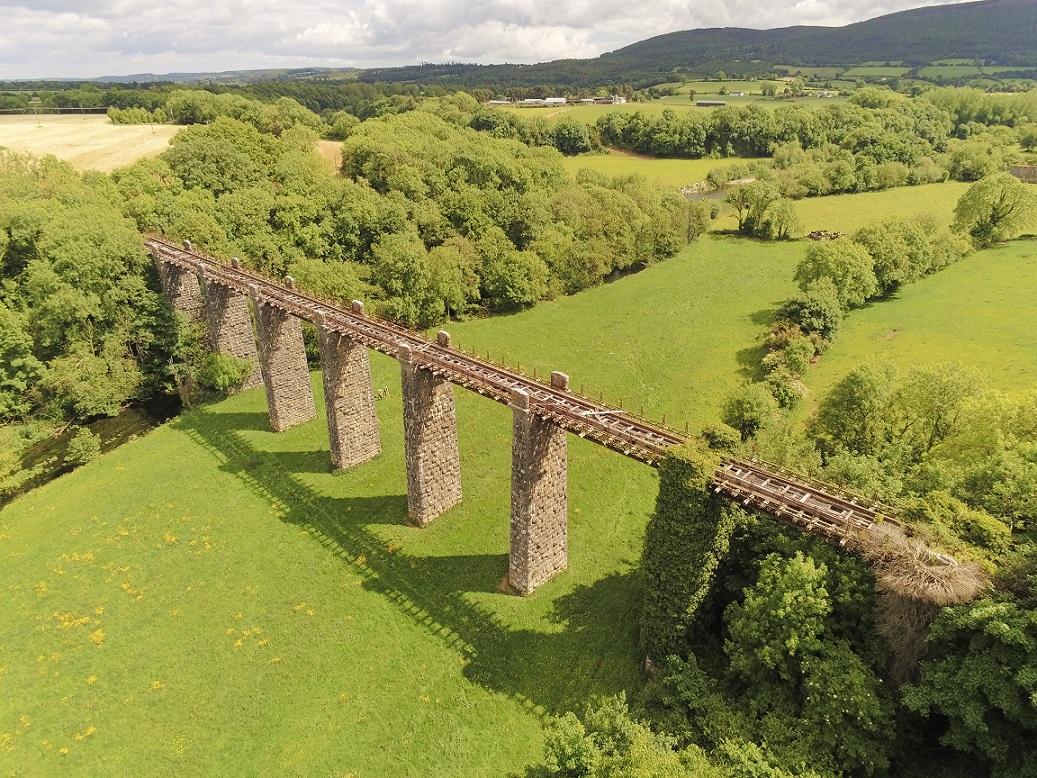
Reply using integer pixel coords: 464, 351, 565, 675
147, 236, 685, 465
149, 237, 951, 560
713, 458, 898, 545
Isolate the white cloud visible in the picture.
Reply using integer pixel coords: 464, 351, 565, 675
0, 0, 973, 79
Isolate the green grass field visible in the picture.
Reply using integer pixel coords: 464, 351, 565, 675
497, 94, 849, 126
804, 239, 1037, 403
841, 66, 911, 78
562, 151, 751, 189
0, 235, 802, 775
706, 182, 970, 235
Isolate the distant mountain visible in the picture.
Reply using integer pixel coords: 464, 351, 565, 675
358, 0, 1037, 86
65, 0, 1037, 89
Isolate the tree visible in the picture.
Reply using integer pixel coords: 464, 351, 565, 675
775, 279, 844, 344
553, 118, 592, 155
793, 239, 878, 309
722, 384, 779, 440
903, 597, 1037, 776
531, 694, 721, 778
811, 364, 897, 457
725, 552, 831, 690
726, 181, 780, 236
953, 173, 1037, 247
0, 303, 44, 420
724, 553, 895, 776
853, 218, 933, 294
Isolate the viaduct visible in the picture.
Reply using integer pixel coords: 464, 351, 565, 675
148, 236, 954, 595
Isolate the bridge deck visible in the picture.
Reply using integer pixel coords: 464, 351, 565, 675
147, 236, 684, 465
148, 237, 951, 560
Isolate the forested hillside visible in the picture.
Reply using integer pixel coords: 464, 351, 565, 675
360, 0, 1037, 87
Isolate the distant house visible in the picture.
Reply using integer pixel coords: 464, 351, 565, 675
729, 91, 747, 97
696, 100, 727, 107
592, 95, 627, 105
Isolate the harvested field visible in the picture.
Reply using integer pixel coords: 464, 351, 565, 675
0, 115, 179, 171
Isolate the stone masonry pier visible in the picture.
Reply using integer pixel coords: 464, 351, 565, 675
507, 382, 569, 595
202, 273, 263, 390
317, 303, 381, 470
253, 288, 316, 432
400, 339, 463, 527
155, 256, 206, 322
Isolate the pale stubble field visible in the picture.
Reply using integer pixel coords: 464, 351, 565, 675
0, 114, 179, 171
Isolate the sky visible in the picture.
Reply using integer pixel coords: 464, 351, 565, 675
1, 0, 972, 80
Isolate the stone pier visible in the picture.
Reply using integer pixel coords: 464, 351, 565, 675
317, 302, 380, 469
154, 258, 205, 322
203, 279, 263, 390
506, 376, 569, 595
253, 290, 316, 432
400, 340, 462, 526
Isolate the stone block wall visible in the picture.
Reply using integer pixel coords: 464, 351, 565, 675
400, 347, 462, 526
1011, 165, 1037, 183
508, 389, 568, 595
318, 325, 381, 469
255, 302, 316, 432
203, 280, 263, 390
154, 259, 205, 323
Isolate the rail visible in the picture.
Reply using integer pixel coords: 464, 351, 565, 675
146, 236, 684, 465
148, 236, 955, 563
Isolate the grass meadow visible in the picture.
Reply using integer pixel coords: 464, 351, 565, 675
0, 115, 178, 172
0, 133, 1031, 770
0, 236, 802, 775
561, 150, 752, 189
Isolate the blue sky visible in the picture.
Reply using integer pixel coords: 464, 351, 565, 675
0, 0, 970, 79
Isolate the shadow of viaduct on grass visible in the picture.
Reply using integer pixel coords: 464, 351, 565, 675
173, 407, 642, 717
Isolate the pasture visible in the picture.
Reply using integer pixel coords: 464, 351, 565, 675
771, 182, 969, 235
804, 239, 1037, 401
497, 94, 848, 126
562, 150, 751, 189
0, 236, 801, 775
0, 115, 178, 172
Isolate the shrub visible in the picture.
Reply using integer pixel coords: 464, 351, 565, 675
723, 385, 779, 440
701, 422, 741, 452
775, 279, 844, 345
65, 427, 101, 466
197, 353, 253, 394
765, 367, 808, 409
761, 335, 815, 378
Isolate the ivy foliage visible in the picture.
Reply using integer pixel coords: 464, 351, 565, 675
640, 444, 740, 660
